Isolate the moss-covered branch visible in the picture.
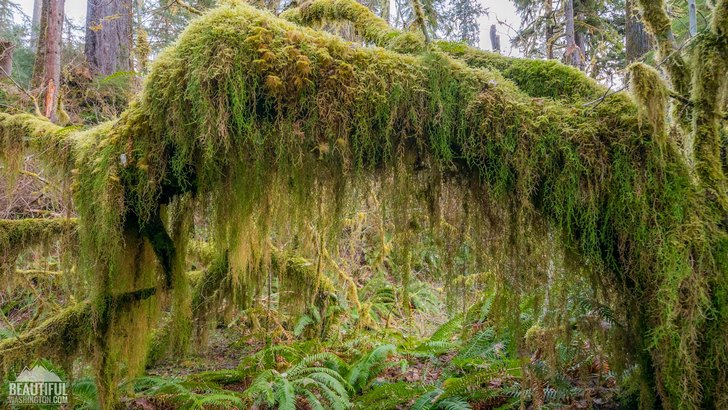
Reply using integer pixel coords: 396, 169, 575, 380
282, 0, 605, 102
690, 0, 728, 214
635, 0, 692, 125
0, 301, 92, 371
0, 218, 78, 275
1, 2, 725, 407
0, 286, 156, 372
280, 0, 424, 53
0, 113, 75, 177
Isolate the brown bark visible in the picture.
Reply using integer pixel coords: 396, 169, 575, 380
544, 0, 554, 59
32, 0, 64, 123
85, 0, 133, 76
625, 0, 650, 62
0, 41, 14, 77
564, 0, 581, 68
30, 0, 42, 47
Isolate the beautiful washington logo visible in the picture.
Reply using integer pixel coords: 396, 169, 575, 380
7, 364, 68, 406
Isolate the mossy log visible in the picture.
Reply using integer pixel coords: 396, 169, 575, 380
0, 1, 726, 408
0, 287, 156, 370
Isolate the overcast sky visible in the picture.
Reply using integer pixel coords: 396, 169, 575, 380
16, 0, 520, 55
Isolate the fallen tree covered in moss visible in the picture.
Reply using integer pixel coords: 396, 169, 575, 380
0, 0, 727, 408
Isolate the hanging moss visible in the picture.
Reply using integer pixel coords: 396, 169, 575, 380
628, 63, 669, 149
0, 113, 75, 182
636, 0, 692, 130
0, 218, 78, 277
690, 1, 728, 214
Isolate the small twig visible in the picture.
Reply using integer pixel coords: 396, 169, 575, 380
582, 83, 618, 107
174, 0, 202, 15
19, 170, 51, 186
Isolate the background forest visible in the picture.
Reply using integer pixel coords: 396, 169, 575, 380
0, 0, 727, 409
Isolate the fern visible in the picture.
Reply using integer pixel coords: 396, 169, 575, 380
243, 352, 354, 409
71, 377, 99, 410
295, 313, 316, 336
347, 344, 397, 392
355, 382, 434, 409
429, 314, 464, 343
437, 396, 472, 410
129, 375, 244, 409
412, 389, 441, 410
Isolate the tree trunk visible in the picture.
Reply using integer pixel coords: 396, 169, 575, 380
85, 0, 133, 76
544, 0, 554, 59
0, 41, 14, 77
688, 0, 697, 36
30, 0, 42, 48
32, 0, 64, 123
564, 0, 581, 68
490, 24, 500, 53
625, 0, 651, 63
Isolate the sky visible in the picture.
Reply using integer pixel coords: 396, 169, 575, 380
16, 0, 521, 55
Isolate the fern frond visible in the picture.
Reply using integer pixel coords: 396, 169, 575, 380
347, 344, 396, 391
412, 389, 441, 410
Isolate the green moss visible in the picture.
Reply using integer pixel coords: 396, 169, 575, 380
0, 301, 92, 372
0, 218, 78, 277
628, 63, 668, 148
636, 0, 692, 128
280, 0, 425, 53
0, 113, 75, 183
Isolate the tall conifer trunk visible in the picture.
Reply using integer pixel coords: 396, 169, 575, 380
32, 0, 64, 122
85, 0, 133, 76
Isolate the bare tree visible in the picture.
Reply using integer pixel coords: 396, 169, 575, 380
32, 0, 64, 122
85, 0, 133, 76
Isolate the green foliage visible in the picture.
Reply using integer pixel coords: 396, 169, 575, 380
71, 377, 100, 410
130, 375, 244, 409
355, 382, 434, 409
412, 388, 472, 410
346, 344, 396, 392
243, 352, 353, 409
